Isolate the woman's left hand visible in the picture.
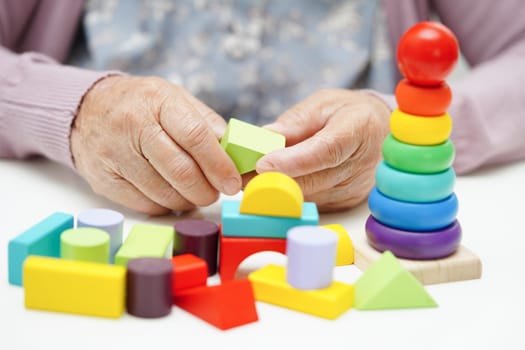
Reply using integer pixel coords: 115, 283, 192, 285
255, 89, 391, 212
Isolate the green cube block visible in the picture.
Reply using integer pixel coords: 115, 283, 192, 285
220, 118, 285, 174
114, 224, 174, 267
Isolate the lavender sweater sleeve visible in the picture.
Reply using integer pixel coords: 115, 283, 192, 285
0, 0, 117, 169
0, 47, 112, 168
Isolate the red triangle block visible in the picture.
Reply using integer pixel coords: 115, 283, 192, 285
174, 279, 258, 330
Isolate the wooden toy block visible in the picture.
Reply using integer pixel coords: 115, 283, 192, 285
23, 256, 126, 318
126, 258, 173, 318
8, 212, 74, 286
77, 208, 124, 262
173, 279, 259, 330
354, 237, 482, 285
220, 118, 285, 174
219, 232, 286, 282
114, 224, 173, 267
322, 224, 354, 266
240, 171, 303, 218
355, 251, 437, 310
221, 200, 319, 238
172, 254, 208, 295
173, 219, 219, 276
390, 109, 452, 146
248, 264, 354, 320
286, 226, 338, 290
60, 227, 110, 263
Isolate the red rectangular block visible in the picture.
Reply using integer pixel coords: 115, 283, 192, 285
171, 254, 208, 295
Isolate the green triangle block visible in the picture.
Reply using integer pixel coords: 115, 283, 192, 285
355, 250, 437, 310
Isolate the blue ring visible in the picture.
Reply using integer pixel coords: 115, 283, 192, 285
375, 161, 455, 203
368, 187, 458, 231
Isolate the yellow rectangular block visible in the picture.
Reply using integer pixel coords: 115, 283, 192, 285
248, 264, 354, 320
23, 256, 126, 318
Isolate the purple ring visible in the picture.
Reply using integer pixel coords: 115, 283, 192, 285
365, 215, 462, 260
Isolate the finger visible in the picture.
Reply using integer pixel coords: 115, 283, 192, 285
263, 89, 352, 146
290, 158, 354, 196
182, 89, 228, 139
241, 171, 258, 189
139, 124, 219, 207
305, 167, 375, 213
91, 173, 173, 216
256, 107, 361, 177
263, 96, 324, 146
159, 93, 242, 195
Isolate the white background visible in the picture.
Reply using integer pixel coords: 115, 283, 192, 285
1, 156, 525, 350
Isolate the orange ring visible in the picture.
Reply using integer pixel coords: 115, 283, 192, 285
395, 79, 452, 116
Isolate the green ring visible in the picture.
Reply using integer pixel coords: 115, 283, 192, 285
382, 134, 455, 174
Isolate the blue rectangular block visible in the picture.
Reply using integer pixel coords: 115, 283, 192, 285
8, 212, 74, 286
221, 200, 319, 238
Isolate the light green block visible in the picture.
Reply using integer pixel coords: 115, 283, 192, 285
220, 118, 285, 174
355, 250, 437, 310
60, 228, 110, 264
114, 224, 174, 267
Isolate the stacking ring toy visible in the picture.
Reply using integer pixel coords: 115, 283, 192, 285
390, 109, 452, 145
367, 187, 458, 231
375, 161, 455, 203
382, 134, 455, 174
365, 215, 462, 260
395, 79, 452, 116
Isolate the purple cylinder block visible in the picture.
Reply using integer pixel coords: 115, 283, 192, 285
365, 215, 462, 260
126, 258, 173, 318
173, 219, 219, 276
286, 226, 338, 290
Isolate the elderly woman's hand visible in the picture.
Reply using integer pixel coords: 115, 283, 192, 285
71, 75, 242, 215
256, 89, 391, 212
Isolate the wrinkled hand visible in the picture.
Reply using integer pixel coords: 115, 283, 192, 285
71, 75, 242, 215
256, 89, 391, 212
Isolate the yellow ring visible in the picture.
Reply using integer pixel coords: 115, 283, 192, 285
390, 109, 452, 145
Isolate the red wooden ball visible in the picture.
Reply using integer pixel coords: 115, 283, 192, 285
397, 21, 459, 86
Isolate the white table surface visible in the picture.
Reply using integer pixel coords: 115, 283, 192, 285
1, 158, 524, 350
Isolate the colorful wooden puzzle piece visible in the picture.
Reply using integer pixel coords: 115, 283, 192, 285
173, 219, 219, 276
220, 118, 285, 174
218, 231, 286, 281
171, 254, 208, 295
173, 279, 259, 330
60, 227, 110, 263
221, 200, 319, 238
23, 256, 126, 318
76, 208, 124, 263
240, 171, 303, 218
248, 264, 354, 320
286, 226, 338, 290
8, 212, 74, 286
114, 224, 173, 267
322, 224, 354, 266
126, 258, 173, 318
355, 251, 437, 310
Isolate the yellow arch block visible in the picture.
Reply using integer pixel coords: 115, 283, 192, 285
240, 172, 304, 218
248, 264, 354, 319
390, 109, 452, 145
322, 224, 354, 266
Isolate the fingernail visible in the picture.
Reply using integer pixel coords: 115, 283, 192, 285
223, 177, 241, 195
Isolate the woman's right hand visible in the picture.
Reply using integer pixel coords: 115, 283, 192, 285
71, 75, 242, 215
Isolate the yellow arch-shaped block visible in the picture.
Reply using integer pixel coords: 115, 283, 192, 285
322, 224, 354, 266
240, 172, 304, 218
